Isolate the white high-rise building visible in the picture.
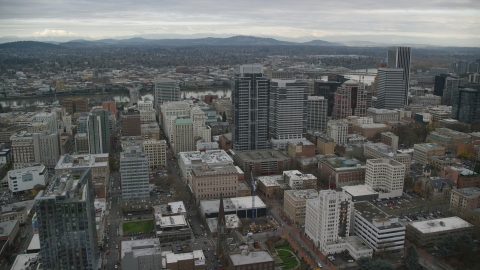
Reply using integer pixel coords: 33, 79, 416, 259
233, 65, 269, 151
327, 120, 349, 144
305, 189, 353, 254
307, 96, 328, 132
198, 126, 212, 142
269, 79, 308, 140
137, 100, 154, 111
161, 101, 192, 144
34, 112, 57, 133
154, 79, 180, 109
387, 46, 411, 105
120, 144, 150, 200
376, 68, 406, 109
365, 158, 405, 199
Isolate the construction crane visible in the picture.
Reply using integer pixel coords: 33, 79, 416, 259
251, 171, 256, 224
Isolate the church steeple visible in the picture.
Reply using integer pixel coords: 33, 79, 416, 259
217, 193, 226, 255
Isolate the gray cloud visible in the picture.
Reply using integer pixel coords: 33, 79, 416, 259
0, 0, 479, 44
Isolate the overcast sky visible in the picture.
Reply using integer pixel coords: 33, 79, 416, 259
1, 0, 479, 45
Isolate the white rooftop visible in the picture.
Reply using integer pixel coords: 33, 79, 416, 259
285, 189, 319, 200
168, 201, 186, 214
200, 196, 266, 214
121, 238, 162, 259
409, 216, 473, 234
27, 234, 40, 251
257, 174, 284, 187
342, 185, 378, 198
179, 150, 233, 165
10, 253, 39, 270
55, 153, 109, 169
158, 215, 188, 228
283, 170, 317, 181
229, 250, 274, 266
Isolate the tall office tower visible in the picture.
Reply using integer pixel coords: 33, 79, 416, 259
121, 110, 141, 136
365, 158, 405, 198
120, 144, 150, 200
76, 113, 89, 133
160, 101, 192, 143
387, 46, 411, 105
434, 74, 448, 97
442, 77, 460, 106
35, 168, 99, 270
307, 96, 328, 132
269, 79, 308, 140
305, 189, 352, 254
332, 80, 367, 120
10, 131, 60, 169
326, 120, 349, 144
233, 65, 270, 151
451, 88, 480, 123
376, 68, 406, 109
61, 97, 89, 114
173, 118, 195, 155
87, 110, 111, 154
102, 101, 117, 119
313, 81, 343, 117
191, 106, 206, 138
34, 111, 57, 133
154, 78, 180, 110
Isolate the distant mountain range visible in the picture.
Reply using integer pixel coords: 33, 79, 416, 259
0, 41, 66, 50
0, 35, 478, 49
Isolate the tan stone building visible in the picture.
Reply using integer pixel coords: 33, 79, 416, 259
142, 139, 167, 168
287, 140, 316, 158
426, 128, 471, 154
190, 163, 239, 203
61, 97, 89, 114
352, 123, 391, 140
450, 187, 480, 215
141, 123, 161, 140
284, 189, 319, 224
412, 143, 445, 165
237, 181, 251, 197
74, 133, 89, 153
257, 175, 287, 198
317, 134, 335, 155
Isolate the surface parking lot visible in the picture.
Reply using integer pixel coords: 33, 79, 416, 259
373, 191, 451, 225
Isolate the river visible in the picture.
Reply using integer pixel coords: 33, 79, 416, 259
1, 70, 377, 107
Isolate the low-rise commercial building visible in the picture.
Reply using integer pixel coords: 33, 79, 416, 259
141, 123, 161, 140
233, 149, 291, 178
0, 200, 36, 224
283, 170, 317, 190
316, 134, 335, 155
364, 142, 411, 175
426, 128, 471, 154
441, 166, 480, 188
237, 182, 251, 197
353, 202, 406, 252
190, 164, 239, 203
380, 132, 399, 152
7, 164, 47, 194
199, 196, 267, 219
318, 156, 366, 187
0, 220, 20, 260
406, 217, 473, 248
286, 140, 316, 158
228, 250, 275, 270
366, 108, 400, 123
164, 250, 206, 270
450, 187, 480, 215
142, 139, 167, 168
352, 123, 391, 140
153, 208, 192, 242
413, 143, 445, 165
284, 189, 318, 224
121, 239, 163, 270
178, 150, 234, 182
257, 175, 288, 198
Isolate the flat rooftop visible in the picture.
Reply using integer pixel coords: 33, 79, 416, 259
55, 153, 109, 169
0, 220, 18, 238
237, 181, 250, 191
200, 196, 266, 214
235, 149, 290, 162
121, 238, 162, 259
179, 150, 233, 165
354, 201, 404, 229
345, 236, 373, 252
409, 216, 473, 234
27, 234, 40, 251
342, 185, 378, 198
322, 157, 362, 169
229, 250, 274, 266
285, 189, 319, 201
453, 187, 480, 197
191, 164, 238, 177
10, 253, 39, 270
448, 166, 477, 176
257, 175, 284, 187
414, 143, 445, 150
207, 214, 241, 232
283, 170, 316, 181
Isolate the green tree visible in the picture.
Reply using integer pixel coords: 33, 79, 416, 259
436, 234, 455, 258
455, 233, 474, 262
405, 245, 421, 270
357, 257, 393, 270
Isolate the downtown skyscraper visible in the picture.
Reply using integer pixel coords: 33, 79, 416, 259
376, 68, 406, 109
387, 46, 411, 105
233, 65, 270, 151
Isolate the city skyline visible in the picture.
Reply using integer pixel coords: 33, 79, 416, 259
0, 0, 479, 46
